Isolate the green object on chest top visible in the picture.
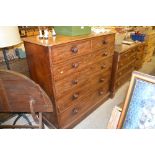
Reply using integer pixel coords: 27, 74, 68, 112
54, 26, 91, 36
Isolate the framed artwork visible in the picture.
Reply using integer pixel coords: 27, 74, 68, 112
117, 71, 155, 129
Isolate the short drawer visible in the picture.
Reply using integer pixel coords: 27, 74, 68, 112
92, 34, 115, 51
51, 40, 91, 64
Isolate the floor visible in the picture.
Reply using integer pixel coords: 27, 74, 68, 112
1, 56, 155, 129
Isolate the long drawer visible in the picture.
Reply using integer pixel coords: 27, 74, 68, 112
54, 68, 111, 98
53, 54, 113, 81
56, 70, 111, 113
53, 53, 93, 81
58, 83, 110, 128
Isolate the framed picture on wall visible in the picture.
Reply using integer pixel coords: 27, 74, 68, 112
117, 71, 155, 129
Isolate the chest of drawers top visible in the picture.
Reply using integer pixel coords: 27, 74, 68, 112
115, 42, 144, 54
22, 32, 115, 47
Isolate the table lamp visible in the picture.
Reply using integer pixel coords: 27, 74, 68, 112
0, 26, 21, 70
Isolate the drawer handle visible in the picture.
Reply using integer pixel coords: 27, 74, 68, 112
102, 52, 108, 56
99, 78, 105, 82
72, 63, 79, 68
102, 40, 107, 44
71, 47, 78, 53
72, 79, 78, 85
72, 93, 79, 100
120, 63, 123, 67
72, 108, 79, 114
119, 72, 122, 76
101, 64, 106, 69
99, 90, 104, 95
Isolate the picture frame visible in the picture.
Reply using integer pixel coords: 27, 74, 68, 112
117, 71, 155, 129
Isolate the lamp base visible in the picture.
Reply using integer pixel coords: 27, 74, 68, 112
2, 48, 10, 70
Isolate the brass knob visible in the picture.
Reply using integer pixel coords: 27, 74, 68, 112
101, 64, 106, 69
72, 93, 79, 100
72, 63, 79, 68
120, 63, 123, 67
72, 79, 78, 85
72, 108, 78, 114
71, 47, 78, 53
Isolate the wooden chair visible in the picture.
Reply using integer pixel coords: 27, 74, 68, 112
0, 70, 53, 129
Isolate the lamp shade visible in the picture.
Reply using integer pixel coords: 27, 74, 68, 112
0, 26, 21, 48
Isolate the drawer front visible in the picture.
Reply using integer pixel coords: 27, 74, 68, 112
54, 68, 90, 97
56, 70, 111, 113
58, 83, 110, 128
90, 56, 113, 74
56, 84, 91, 113
118, 53, 136, 70
92, 47, 114, 61
116, 69, 133, 89
53, 53, 93, 81
117, 61, 135, 79
51, 40, 91, 64
92, 34, 115, 51
55, 68, 111, 98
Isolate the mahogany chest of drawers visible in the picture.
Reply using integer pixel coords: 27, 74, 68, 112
23, 33, 115, 128
110, 42, 145, 98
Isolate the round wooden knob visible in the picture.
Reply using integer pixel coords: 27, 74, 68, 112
101, 64, 106, 69
99, 90, 104, 95
71, 47, 78, 53
102, 52, 108, 56
72, 63, 79, 68
100, 78, 105, 82
102, 40, 107, 44
72, 93, 79, 100
119, 72, 122, 76
72, 108, 78, 114
72, 79, 78, 85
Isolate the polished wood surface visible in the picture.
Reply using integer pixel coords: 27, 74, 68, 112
0, 70, 53, 112
23, 33, 115, 128
23, 32, 115, 47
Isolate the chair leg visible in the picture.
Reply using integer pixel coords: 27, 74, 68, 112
38, 112, 44, 129
13, 113, 32, 126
